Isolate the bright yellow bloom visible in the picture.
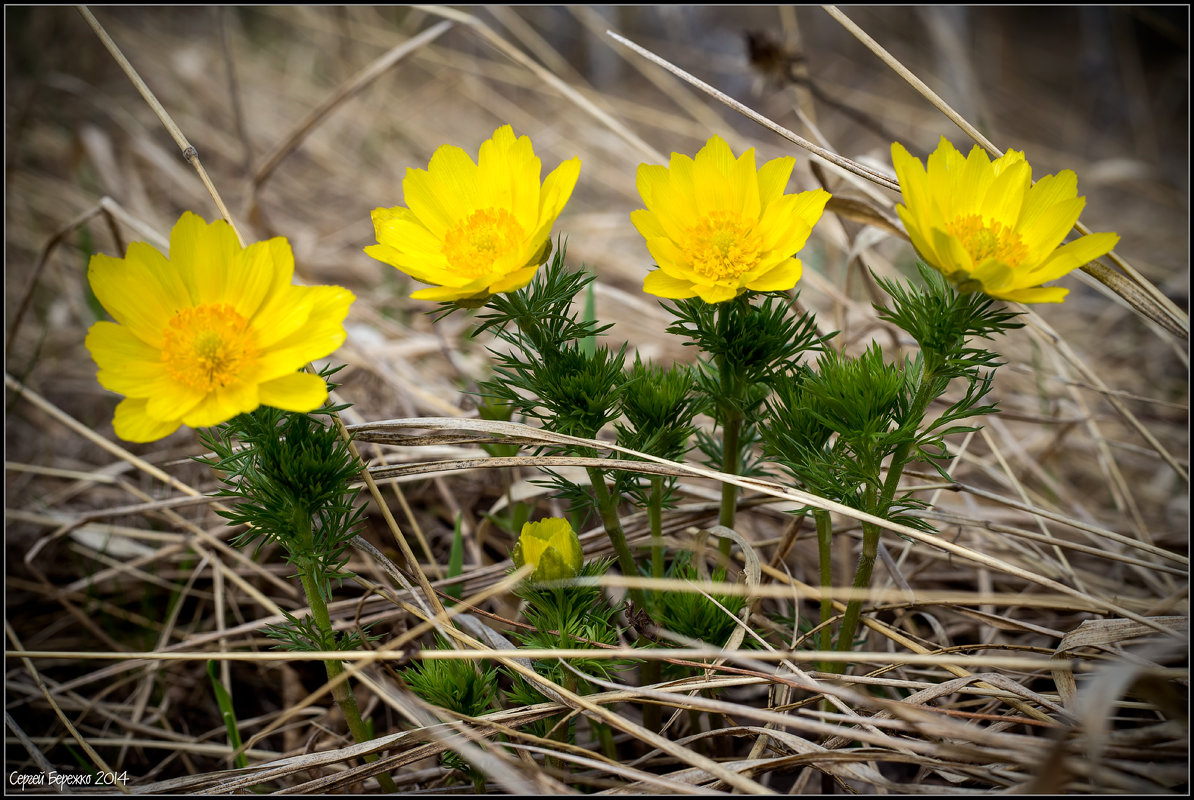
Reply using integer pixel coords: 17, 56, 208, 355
633, 135, 830, 304
85, 212, 354, 443
891, 138, 1119, 303
512, 517, 583, 583
366, 125, 581, 304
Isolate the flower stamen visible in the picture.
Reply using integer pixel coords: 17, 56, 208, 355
944, 214, 1029, 268
442, 207, 526, 278
162, 304, 257, 391
683, 211, 762, 282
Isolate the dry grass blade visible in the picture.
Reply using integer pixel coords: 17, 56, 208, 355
423, 5, 665, 163
355, 416, 1183, 635
6, 624, 129, 794
250, 19, 454, 193
606, 30, 900, 192
1080, 257, 1189, 339
819, 5, 1001, 157
76, 6, 243, 243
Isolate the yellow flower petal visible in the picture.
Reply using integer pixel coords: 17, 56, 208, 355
894, 201, 939, 271
409, 281, 491, 303
635, 163, 671, 208
955, 144, 997, 215
530, 155, 581, 242
489, 264, 541, 295
410, 144, 479, 225
692, 283, 740, 304
757, 188, 830, 255
692, 136, 745, 216
891, 138, 1118, 303
997, 285, 1069, 303
255, 285, 354, 380
978, 158, 1031, 229
87, 245, 186, 349
1021, 169, 1079, 218
643, 268, 699, 299
756, 155, 796, 207
630, 208, 667, 243
113, 397, 182, 443
478, 124, 541, 232
644, 237, 703, 284
968, 258, 1016, 293
1025, 231, 1119, 284
87, 321, 163, 386
258, 371, 330, 412
991, 148, 1027, 178
145, 380, 206, 423
1017, 196, 1085, 265
170, 212, 243, 307
746, 258, 803, 292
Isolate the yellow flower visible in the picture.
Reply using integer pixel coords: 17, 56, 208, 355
891, 138, 1119, 303
633, 134, 830, 303
85, 212, 355, 443
512, 517, 583, 583
366, 124, 581, 304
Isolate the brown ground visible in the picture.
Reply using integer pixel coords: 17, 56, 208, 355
5, 6, 1187, 794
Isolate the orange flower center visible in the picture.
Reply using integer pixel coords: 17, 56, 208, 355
442, 207, 526, 279
162, 304, 257, 391
945, 214, 1029, 269
683, 212, 761, 283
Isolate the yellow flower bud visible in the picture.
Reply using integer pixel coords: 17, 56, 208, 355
512, 517, 583, 583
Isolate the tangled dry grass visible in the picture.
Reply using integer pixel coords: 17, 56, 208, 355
5, 6, 1188, 794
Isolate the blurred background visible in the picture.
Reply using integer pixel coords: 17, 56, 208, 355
4, 6, 1188, 787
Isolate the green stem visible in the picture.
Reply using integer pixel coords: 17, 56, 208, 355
642, 475, 665, 733
649, 476, 665, 582
591, 718, 617, 760
586, 466, 647, 612
641, 661, 662, 734
546, 666, 578, 773
714, 298, 747, 559
878, 358, 943, 512
298, 564, 398, 793
834, 359, 944, 668
718, 407, 742, 549
813, 509, 834, 671
832, 520, 881, 657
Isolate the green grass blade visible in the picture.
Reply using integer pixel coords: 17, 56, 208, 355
207, 660, 248, 769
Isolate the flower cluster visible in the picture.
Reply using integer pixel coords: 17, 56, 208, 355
78, 114, 1128, 775
85, 126, 1118, 456
85, 125, 1120, 590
